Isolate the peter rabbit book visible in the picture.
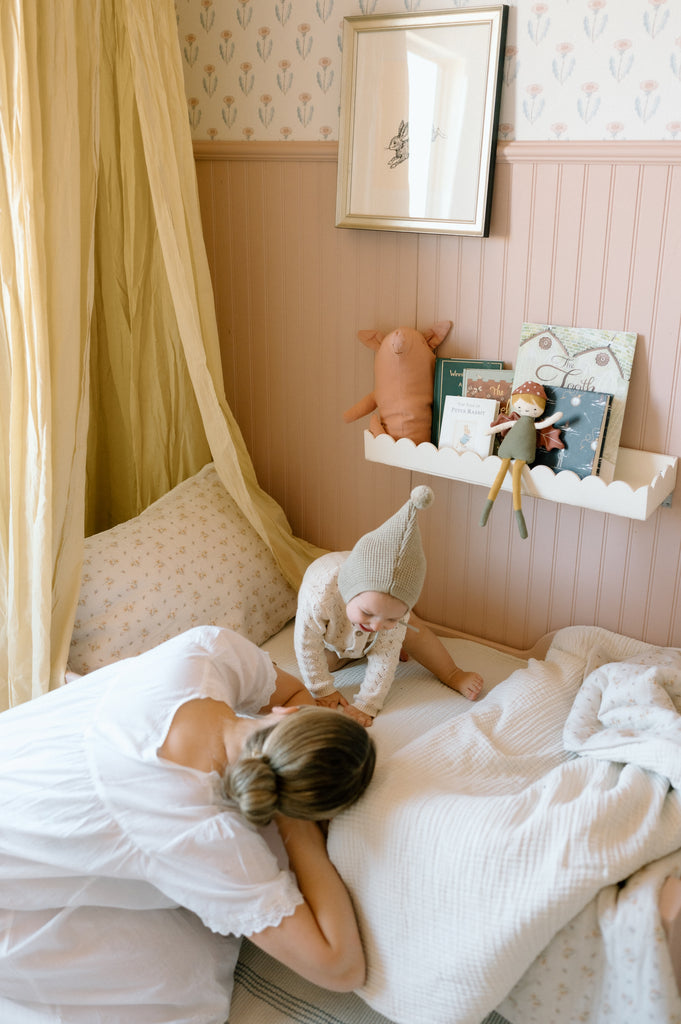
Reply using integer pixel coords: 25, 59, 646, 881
512, 323, 637, 482
531, 385, 612, 478
438, 395, 500, 458
432, 358, 503, 446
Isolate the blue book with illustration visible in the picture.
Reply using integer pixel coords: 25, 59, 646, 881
531, 385, 612, 478
513, 323, 636, 482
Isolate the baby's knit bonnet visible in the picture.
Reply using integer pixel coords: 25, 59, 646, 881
338, 485, 434, 610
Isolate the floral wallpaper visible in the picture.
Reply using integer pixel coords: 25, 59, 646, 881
174, 0, 681, 142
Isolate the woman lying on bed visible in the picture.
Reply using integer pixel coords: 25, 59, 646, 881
0, 625, 376, 1024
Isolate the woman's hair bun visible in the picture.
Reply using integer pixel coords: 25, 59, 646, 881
225, 707, 376, 829
226, 754, 278, 828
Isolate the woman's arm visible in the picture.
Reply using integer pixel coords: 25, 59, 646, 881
259, 665, 317, 712
247, 817, 366, 992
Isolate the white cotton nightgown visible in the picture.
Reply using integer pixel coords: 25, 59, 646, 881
0, 626, 304, 1024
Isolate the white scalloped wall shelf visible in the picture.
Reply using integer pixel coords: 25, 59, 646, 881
363, 430, 677, 521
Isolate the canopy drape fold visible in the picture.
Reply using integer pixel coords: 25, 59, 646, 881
0, 0, 321, 710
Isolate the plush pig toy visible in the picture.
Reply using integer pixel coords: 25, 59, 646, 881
343, 322, 452, 444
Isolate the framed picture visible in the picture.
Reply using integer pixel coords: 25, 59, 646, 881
336, 6, 508, 238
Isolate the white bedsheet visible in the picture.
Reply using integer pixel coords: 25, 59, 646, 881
316, 625, 681, 1024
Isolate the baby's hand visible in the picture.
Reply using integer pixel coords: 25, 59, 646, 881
315, 691, 346, 710
451, 668, 484, 701
343, 704, 374, 728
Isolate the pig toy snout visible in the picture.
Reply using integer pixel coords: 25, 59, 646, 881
390, 330, 412, 356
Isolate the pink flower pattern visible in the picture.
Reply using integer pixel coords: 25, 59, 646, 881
174, 0, 681, 142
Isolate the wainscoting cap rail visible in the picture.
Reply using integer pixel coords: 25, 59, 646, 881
496, 140, 681, 165
192, 139, 681, 166
193, 140, 338, 162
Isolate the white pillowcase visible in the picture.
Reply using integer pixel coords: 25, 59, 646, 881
69, 464, 297, 674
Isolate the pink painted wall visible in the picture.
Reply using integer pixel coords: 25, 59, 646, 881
196, 139, 681, 649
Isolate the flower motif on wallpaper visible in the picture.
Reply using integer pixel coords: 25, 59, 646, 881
610, 39, 633, 81
184, 35, 198, 68
200, 0, 215, 34
222, 96, 237, 130
259, 95, 275, 129
276, 1, 293, 28
175, 0, 681, 142
672, 38, 681, 82
219, 31, 234, 65
553, 42, 575, 84
524, 83, 544, 123
239, 62, 254, 96
203, 65, 217, 98
528, 4, 550, 46
504, 46, 519, 86
297, 93, 314, 127
257, 28, 273, 62
315, 0, 335, 23
297, 24, 313, 59
316, 57, 334, 93
644, 0, 669, 39
584, 0, 608, 44
635, 79, 660, 122
578, 81, 600, 123
188, 97, 201, 132
277, 60, 294, 95
236, 0, 252, 31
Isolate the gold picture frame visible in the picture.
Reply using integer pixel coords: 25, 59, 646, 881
336, 6, 508, 237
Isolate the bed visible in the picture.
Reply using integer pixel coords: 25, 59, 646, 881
68, 464, 681, 1024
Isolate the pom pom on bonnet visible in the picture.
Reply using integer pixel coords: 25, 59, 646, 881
338, 485, 434, 610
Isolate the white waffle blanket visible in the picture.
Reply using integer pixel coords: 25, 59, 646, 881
327, 625, 681, 1024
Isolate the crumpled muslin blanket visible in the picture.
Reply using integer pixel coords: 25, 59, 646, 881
564, 645, 681, 787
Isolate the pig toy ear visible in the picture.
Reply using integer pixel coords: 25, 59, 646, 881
421, 320, 452, 351
358, 330, 385, 352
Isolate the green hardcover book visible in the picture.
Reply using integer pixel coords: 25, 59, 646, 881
432, 358, 504, 446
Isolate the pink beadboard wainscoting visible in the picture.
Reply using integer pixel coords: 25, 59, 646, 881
194, 139, 681, 651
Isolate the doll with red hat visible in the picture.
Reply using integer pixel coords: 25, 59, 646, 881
479, 381, 563, 539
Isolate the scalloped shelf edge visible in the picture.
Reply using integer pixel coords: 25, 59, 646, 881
363, 430, 677, 521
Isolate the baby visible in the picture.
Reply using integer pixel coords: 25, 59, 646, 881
294, 486, 483, 727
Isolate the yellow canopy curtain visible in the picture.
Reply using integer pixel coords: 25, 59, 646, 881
0, 0, 321, 710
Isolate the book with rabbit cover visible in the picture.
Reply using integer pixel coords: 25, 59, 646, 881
438, 395, 500, 459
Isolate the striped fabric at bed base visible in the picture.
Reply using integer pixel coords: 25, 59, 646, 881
227, 940, 512, 1024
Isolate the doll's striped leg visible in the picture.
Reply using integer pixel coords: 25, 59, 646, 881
512, 460, 528, 539
480, 459, 511, 526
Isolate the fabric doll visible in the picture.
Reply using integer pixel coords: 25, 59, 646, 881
295, 486, 483, 726
479, 381, 563, 539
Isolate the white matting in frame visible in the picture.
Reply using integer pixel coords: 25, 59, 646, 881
336, 6, 508, 237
